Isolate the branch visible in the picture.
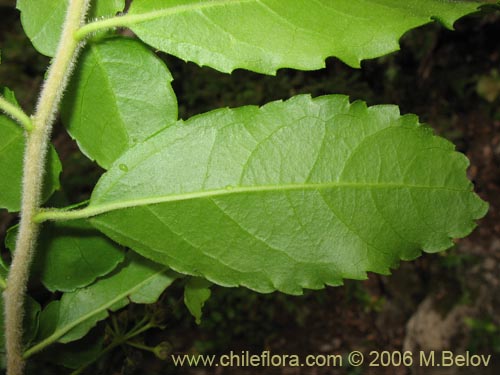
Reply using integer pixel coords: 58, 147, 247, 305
3, 1, 91, 374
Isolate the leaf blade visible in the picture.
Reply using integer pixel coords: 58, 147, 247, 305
31, 253, 177, 348
87, 95, 487, 294
62, 37, 178, 169
17, 0, 125, 57
184, 278, 212, 325
5, 220, 125, 292
127, 0, 485, 74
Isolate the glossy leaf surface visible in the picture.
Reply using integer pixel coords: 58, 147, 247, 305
86, 95, 487, 294
17, 0, 125, 57
62, 38, 178, 169
128, 0, 485, 74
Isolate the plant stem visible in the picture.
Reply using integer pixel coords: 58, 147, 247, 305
0, 96, 33, 131
3, 1, 90, 374
125, 340, 155, 352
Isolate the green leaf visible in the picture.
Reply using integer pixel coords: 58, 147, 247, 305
0, 254, 8, 289
0, 89, 61, 212
62, 37, 178, 169
184, 278, 212, 325
127, 0, 485, 74
5, 220, 125, 292
86, 95, 487, 295
33, 318, 104, 370
35, 301, 59, 345
31, 253, 177, 348
23, 297, 41, 348
16, 0, 67, 57
92, 0, 126, 19
17, 0, 125, 57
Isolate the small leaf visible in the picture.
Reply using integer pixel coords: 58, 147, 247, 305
23, 297, 41, 348
184, 278, 212, 325
32, 253, 177, 346
88, 95, 487, 295
16, 0, 67, 57
35, 301, 60, 346
0, 89, 61, 212
127, 0, 486, 74
0, 254, 8, 287
5, 220, 125, 292
62, 37, 178, 169
92, 0, 126, 19
17, 0, 125, 57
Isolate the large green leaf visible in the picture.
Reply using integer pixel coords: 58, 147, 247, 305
85, 95, 487, 295
31, 253, 177, 349
126, 0, 486, 74
5, 220, 125, 292
17, 0, 125, 57
0, 89, 61, 212
62, 37, 178, 169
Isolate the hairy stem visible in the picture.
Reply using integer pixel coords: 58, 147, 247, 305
0, 95, 33, 131
3, 1, 90, 374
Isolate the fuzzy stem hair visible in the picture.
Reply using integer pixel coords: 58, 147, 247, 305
3, 1, 90, 374
0, 96, 33, 131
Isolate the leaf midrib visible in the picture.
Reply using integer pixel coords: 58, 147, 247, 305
36, 180, 469, 223
128, 0, 256, 25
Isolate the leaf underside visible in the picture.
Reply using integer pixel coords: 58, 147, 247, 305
62, 37, 178, 169
184, 278, 212, 324
87, 95, 487, 295
17, 0, 126, 57
33, 253, 177, 346
5, 221, 125, 292
128, 0, 486, 74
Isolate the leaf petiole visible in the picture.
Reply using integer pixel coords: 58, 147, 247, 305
0, 96, 33, 132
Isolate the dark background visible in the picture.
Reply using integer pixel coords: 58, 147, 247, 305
1, 1, 499, 374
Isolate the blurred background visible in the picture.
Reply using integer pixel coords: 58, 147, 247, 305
1, 1, 499, 374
